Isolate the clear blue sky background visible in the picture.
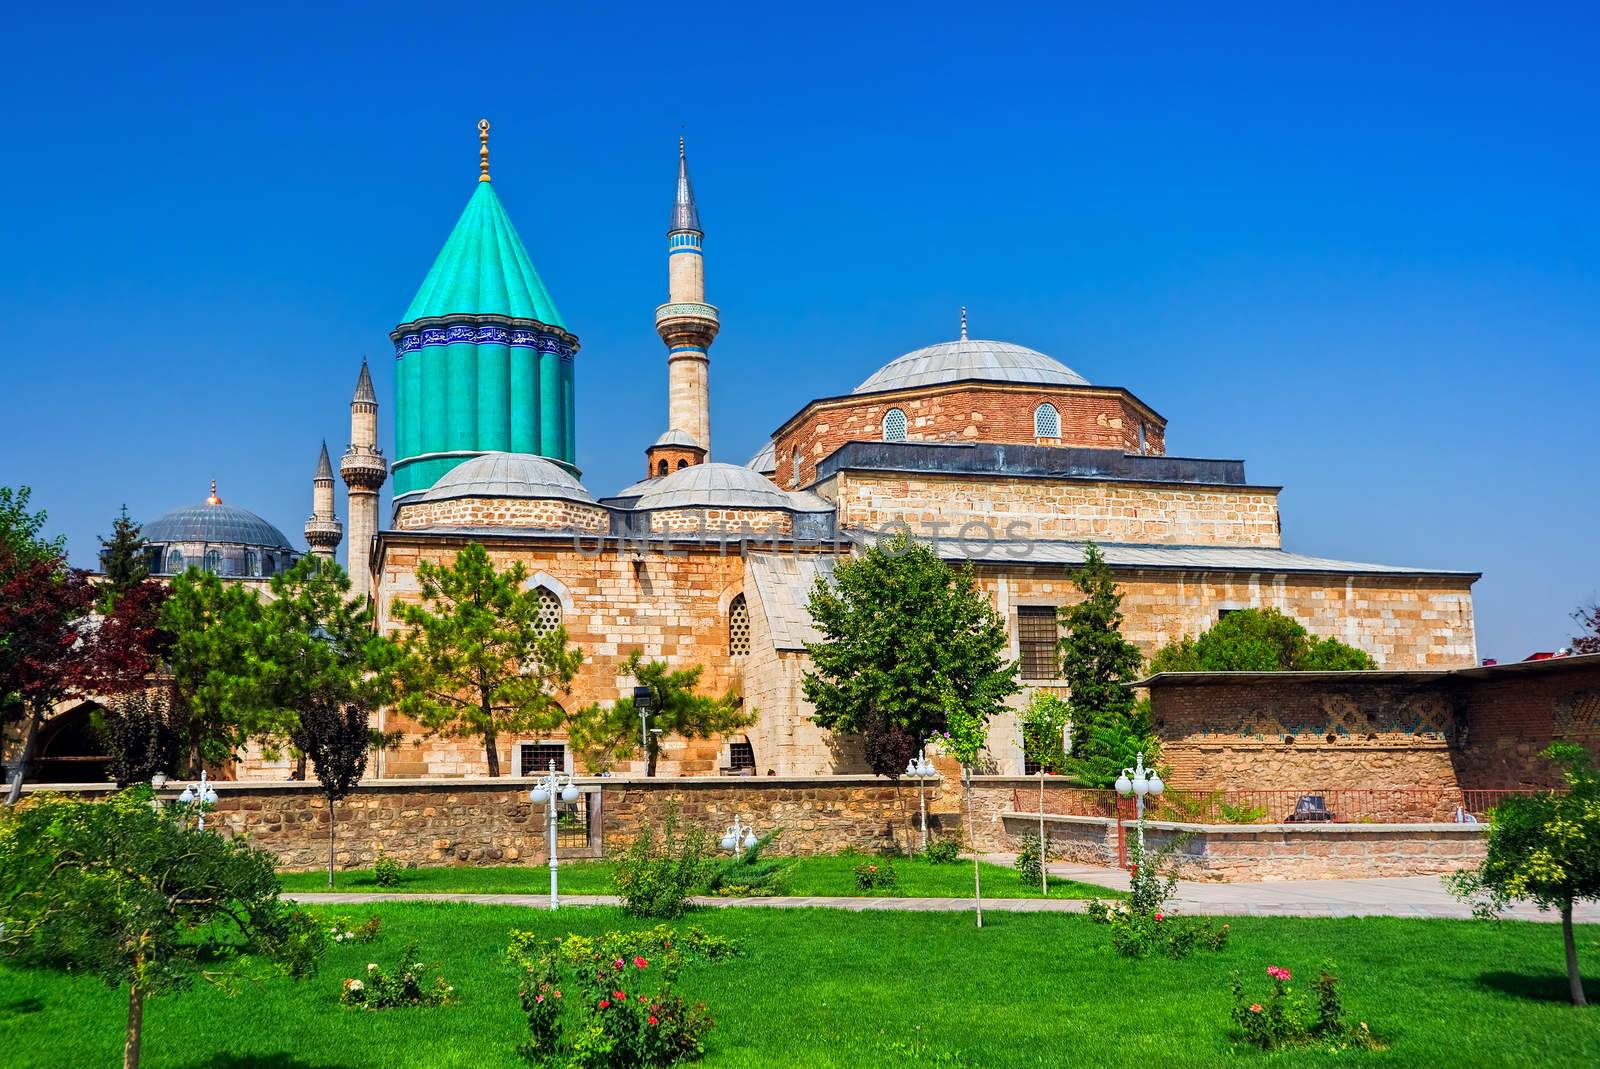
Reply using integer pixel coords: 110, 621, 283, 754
3, 2, 1595, 661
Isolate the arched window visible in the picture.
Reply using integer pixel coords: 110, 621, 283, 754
202, 550, 221, 574
1034, 403, 1061, 439
677, 458, 689, 470
882, 408, 908, 442
656, 459, 668, 477
165, 548, 185, 573
533, 586, 563, 635
728, 593, 750, 657
243, 549, 259, 577
791, 450, 801, 485
262, 553, 277, 577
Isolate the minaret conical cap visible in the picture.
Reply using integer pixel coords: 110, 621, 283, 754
353, 359, 376, 404
670, 136, 701, 234
314, 441, 334, 480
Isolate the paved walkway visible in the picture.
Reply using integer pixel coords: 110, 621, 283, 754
288, 863, 1600, 922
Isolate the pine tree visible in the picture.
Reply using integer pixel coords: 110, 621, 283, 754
97, 506, 149, 609
1058, 543, 1151, 788
568, 650, 752, 776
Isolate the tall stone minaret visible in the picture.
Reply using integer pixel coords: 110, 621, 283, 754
646, 137, 719, 478
340, 360, 386, 602
303, 441, 343, 561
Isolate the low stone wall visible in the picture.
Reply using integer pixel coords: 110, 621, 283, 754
990, 811, 1486, 882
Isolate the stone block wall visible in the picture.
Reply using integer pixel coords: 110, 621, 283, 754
831, 471, 1281, 548
1454, 664, 1600, 788
647, 508, 793, 535
774, 383, 1166, 490
393, 496, 609, 532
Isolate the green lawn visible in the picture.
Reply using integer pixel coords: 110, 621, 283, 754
277, 854, 1109, 900
3, 903, 1597, 1068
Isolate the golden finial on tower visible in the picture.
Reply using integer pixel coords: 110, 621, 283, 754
960, 306, 968, 341
206, 479, 221, 506
478, 118, 491, 182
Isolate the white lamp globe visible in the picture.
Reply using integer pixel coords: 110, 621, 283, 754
179, 787, 195, 804
530, 787, 548, 804
743, 830, 758, 850
202, 787, 218, 805
561, 784, 580, 803
1133, 777, 1149, 797
1146, 773, 1164, 796
1114, 772, 1132, 796
720, 833, 736, 850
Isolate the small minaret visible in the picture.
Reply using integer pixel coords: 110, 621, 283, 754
646, 136, 719, 478
340, 359, 386, 602
303, 442, 343, 560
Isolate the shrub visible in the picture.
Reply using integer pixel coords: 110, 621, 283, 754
328, 914, 383, 945
1015, 832, 1052, 884
705, 828, 791, 897
612, 803, 712, 919
373, 851, 403, 888
1230, 962, 1379, 1052
506, 925, 737, 1067
339, 941, 455, 1010
854, 859, 898, 892
1085, 835, 1227, 959
923, 834, 963, 865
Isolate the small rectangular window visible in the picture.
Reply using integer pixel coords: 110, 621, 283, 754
519, 742, 566, 775
1017, 606, 1061, 679
728, 741, 755, 770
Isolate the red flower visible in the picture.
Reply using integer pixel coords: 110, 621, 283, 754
613, 990, 627, 1001
1249, 1004, 1262, 1014
1154, 913, 1164, 921
598, 999, 611, 1009
633, 956, 648, 969
1266, 966, 1292, 982
649, 1016, 659, 1026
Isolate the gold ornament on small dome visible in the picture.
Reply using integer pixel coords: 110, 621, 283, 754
205, 480, 221, 506
478, 118, 491, 182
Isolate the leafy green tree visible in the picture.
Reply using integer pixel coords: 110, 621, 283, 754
97, 505, 150, 610
0, 787, 323, 1069
803, 533, 1017, 778
297, 698, 371, 887
1019, 691, 1070, 776
1149, 607, 1377, 672
158, 568, 270, 772
568, 650, 752, 776
96, 690, 180, 787
0, 486, 65, 565
1057, 544, 1151, 787
1447, 744, 1600, 1006
390, 543, 582, 776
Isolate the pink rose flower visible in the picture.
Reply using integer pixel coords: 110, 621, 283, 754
1249, 1004, 1262, 1014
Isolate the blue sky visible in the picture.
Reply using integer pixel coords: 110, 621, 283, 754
3, 2, 1595, 660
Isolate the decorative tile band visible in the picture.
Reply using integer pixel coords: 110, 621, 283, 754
396, 326, 574, 358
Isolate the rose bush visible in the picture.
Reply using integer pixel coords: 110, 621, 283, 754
1230, 961, 1379, 1052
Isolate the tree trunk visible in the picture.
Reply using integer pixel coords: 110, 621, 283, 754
124, 980, 144, 1069
646, 741, 657, 778
295, 751, 308, 781
965, 765, 983, 929
327, 801, 336, 889
1039, 770, 1048, 895
4, 707, 44, 805
483, 724, 500, 777
1563, 900, 1587, 1006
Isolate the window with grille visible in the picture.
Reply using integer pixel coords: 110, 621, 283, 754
728, 593, 750, 656
164, 549, 184, 573
1023, 751, 1042, 775
243, 550, 259, 576
533, 587, 563, 635
1034, 403, 1061, 438
1017, 605, 1061, 679
882, 408, 908, 442
520, 742, 566, 775
202, 550, 221, 574
728, 740, 755, 770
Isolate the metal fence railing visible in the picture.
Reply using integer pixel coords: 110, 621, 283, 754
1012, 786, 1548, 825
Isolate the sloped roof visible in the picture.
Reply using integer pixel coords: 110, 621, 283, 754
403, 182, 564, 326
747, 553, 836, 650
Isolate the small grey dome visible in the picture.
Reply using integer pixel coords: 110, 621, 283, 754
746, 441, 777, 475
145, 502, 293, 549
854, 338, 1089, 395
635, 463, 797, 511
651, 428, 701, 448
419, 452, 595, 506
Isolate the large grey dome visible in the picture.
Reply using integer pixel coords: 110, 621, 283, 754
854, 338, 1089, 395
636, 463, 812, 512
419, 452, 595, 506
144, 502, 293, 549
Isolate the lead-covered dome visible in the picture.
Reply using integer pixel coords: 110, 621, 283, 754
418, 452, 595, 506
854, 338, 1089, 395
145, 502, 294, 549
635, 463, 798, 511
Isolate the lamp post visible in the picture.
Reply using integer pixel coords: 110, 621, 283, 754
633, 685, 655, 777
903, 748, 937, 851
177, 770, 219, 831
529, 759, 580, 910
1114, 751, 1164, 853
719, 814, 758, 854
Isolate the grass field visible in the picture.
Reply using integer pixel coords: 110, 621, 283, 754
2, 902, 1596, 1068
276, 854, 1110, 899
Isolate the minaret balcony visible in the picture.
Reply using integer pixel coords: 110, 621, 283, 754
654, 301, 720, 331
303, 517, 344, 547
340, 447, 388, 491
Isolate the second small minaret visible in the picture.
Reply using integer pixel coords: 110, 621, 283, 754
303, 441, 342, 560
340, 359, 386, 602
646, 137, 719, 478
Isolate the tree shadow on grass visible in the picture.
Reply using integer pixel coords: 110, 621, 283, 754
0, 996, 45, 1015
182, 1056, 357, 1069
1476, 971, 1598, 1004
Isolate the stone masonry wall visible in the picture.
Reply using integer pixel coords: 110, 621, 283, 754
1455, 664, 1600, 788
647, 508, 793, 535
774, 383, 1166, 490
393, 496, 610, 532
832, 470, 1282, 547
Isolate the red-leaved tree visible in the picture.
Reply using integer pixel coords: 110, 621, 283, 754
70, 580, 173, 697
1573, 604, 1600, 656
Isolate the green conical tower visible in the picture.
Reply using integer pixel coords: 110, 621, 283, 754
390, 119, 580, 499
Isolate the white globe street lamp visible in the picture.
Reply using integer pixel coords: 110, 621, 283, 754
719, 814, 758, 853
903, 748, 938, 851
1114, 751, 1164, 853
529, 759, 581, 910
177, 770, 219, 830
